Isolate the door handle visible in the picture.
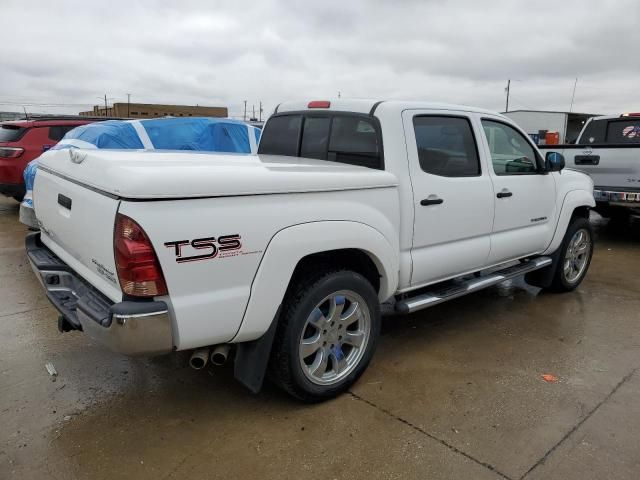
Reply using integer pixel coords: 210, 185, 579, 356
496, 191, 513, 199
574, 155, 600, 165
421, 197, 444, 206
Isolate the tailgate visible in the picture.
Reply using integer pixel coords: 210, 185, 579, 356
566, 146, 640, 190
34, 168, 122, 302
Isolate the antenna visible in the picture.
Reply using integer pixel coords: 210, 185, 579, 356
505, 79, 510, 112
23, 106, 29, 120
569, 78, 578, 113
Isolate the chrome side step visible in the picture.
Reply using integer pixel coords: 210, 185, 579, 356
395, 256, 553, 314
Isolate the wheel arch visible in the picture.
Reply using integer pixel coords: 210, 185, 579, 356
232, 221, 398, 344
543, 189, 595, 255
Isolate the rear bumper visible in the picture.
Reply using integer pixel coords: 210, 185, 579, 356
26, 232, 174, 356
0, 182, 25, 198
594, 188, 640, 207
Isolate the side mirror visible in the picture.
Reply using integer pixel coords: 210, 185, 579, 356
545, 151, 565, 172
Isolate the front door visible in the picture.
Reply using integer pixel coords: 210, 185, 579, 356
403, 111, 494, 287
479, 117, 557, 265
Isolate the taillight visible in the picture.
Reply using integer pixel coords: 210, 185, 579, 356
114, 213, 167, 297
308, 100, 331, 109
0, 147, 24, 158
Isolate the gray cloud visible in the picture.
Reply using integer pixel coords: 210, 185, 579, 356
1, 0, 638, 117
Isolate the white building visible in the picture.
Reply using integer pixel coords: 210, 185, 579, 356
503, 110, 599, 144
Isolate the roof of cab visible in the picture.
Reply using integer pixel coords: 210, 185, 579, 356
275, 99, 502, 117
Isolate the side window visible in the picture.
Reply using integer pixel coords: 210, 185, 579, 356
482, 120, 539, 175
300, 116, 331, 160
327, 116, 381, 169
48, 125, 77, 142
413, 116, 480, 177
258, 115, 302, 157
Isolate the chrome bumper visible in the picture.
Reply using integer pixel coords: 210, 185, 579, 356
26, 232, 174, 356
594, 189, 640, 205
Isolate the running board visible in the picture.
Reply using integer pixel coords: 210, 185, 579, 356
395, 256, 553, 314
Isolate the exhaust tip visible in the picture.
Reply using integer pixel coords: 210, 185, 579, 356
189, 348, 210, 370
210, 344, 231, 366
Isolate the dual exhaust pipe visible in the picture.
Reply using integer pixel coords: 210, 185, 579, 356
189, 344, 231, 370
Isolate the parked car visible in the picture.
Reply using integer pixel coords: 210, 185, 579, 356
19, 117, 261, 229
0, 116, 107, 201
26, 99, 594, 401
540, 113, 640, 220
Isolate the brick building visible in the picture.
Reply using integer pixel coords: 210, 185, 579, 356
79, 103, 228, 119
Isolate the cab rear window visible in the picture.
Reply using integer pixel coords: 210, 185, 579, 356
0, 125, 27, 142
606, 119, 640, 144
259, 113, 383, 169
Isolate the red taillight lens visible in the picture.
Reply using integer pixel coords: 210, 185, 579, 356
0, 147, 24, 158
308, 100, 331, 109
114, 214, 168, 297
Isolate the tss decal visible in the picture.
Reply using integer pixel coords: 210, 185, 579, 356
165, 235, 242, 263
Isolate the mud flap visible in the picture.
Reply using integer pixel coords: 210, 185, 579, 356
524, 249, 562, 288
233, 305, 281, 394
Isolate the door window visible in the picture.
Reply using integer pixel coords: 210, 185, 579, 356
482, 120, 539, 175
413, 116, 480, 177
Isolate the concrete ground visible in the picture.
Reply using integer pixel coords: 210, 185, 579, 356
1, 195, 639, 480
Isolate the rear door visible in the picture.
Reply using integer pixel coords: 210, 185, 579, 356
403, 110, 494, 286
479, 117, 557, 264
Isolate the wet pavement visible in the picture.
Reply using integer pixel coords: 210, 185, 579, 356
1, 195, 639, 480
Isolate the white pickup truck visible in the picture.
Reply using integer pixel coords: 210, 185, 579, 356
540, 113, 640, 221
27, 99, 595, 401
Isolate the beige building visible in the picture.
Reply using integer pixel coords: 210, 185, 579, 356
79, 103, 228, 119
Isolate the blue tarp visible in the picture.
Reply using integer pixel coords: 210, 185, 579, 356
21, 117, 261, 220
52, 117, 261, 153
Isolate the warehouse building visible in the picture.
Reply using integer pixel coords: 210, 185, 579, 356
80, 103, 228, 119
503, 110, 599, 144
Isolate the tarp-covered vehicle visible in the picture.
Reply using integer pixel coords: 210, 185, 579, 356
20, 117, 262, 228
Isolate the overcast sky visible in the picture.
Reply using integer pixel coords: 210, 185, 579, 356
2, 0, 639, 118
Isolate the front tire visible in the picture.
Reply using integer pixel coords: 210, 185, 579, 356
270, 269, 381, 402
548, 217, 593, 292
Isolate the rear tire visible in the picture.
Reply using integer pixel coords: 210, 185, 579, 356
269, 269, 380, 402
547, 217, 593, 292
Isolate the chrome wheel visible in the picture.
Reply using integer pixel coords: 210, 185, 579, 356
563, 228, 591, 283
298, 290, 371, 386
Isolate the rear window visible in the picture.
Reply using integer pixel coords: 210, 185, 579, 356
579, 119, 607, 144
258, 115, 302, 157
606, 119, 640, 144
258, 113, 383, 169
0, 125, 27, 142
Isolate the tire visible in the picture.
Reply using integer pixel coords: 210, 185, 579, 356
269, 269, 381, 402
548, 217, 594, 292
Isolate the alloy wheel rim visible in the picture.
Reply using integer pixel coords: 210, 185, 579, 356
298, 290, 371, 386
563, 228, 591, 283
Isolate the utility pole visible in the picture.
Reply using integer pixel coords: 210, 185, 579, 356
243, 100, 247, 121
104, 94, 108, 117
259, 101, 263, 122
505, 79, 510, 113
569, 78, 578, 113
252, 104, 256, 121
127, 93, 131, 117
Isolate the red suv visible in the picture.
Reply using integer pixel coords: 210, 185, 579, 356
0, 116, 105, 200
